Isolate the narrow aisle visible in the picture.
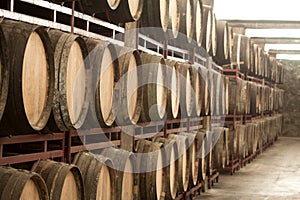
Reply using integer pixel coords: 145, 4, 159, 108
198, 137, 300, 200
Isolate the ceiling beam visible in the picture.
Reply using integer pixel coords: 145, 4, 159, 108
268, 49, 300, 54
227, 20, 300, 29
251, 38, 300, 44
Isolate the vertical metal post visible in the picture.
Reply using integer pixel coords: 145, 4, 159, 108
71, 0, 75, 33
66, 131, 72, 164
163, 40, 168, 59
10, 0, 14, 11
163, 122, 167, 137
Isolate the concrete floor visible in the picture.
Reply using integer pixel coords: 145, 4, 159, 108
197, 137, 300, 200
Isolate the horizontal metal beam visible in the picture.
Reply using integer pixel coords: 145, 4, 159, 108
227, 20, 300, 29
268, 49, 300, 55
251, 38, 300, 44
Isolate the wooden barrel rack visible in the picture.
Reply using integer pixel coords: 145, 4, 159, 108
0, 1, 284, 199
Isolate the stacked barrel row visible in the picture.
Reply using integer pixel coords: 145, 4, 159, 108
225, 114, 283, 162
217, 32, 284, 84
209, 70, 229, 116
0, 19, 228, 135
78, 0, 218, 56
141, 0, 219, 56
58, 0, 233, 62
228, 78, 284, 115
0, 130, 214, 200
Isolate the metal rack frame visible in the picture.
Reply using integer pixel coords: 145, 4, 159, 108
0, 132, 65, 165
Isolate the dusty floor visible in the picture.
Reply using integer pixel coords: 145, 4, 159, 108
197, 137, 300, 200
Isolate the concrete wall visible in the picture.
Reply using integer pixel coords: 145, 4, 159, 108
280, 61, 300, 137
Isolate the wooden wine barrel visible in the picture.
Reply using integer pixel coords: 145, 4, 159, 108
257, 47, 264, 77
252, 123, 259, 154
245, 81, 251, 115
228, 127, 238, 160
33, 160, 84, 200
141, 0, 169, 38
264, 118, 270, 143
0, 20, 54, 133
178, 63, 193, 118
211, 71, 221, 116
223, 128, 230, 166
228, 78, 246, 115
46, 30, 88, 131
117, 52, 142, 133
214, 20, 230, 66
222, 75, 229, 115
107, 0, 144, 23
85, 39, 119, 127
209, 13, 217, 57
207, 69, 214, 115
270, 88, 275, 112
180, 132, 200, 187
179, 0, 195, 43
0, 24, 9, 123
218, 73, 226, 116
0, 167, 48, 200
256, 119, 264, 150
168, 134, 191, 193
271, 57, 278, 82
191, 65, 201, 116
278, 62, 284, 84
264, 87, 270, 112
244, 125, 249, 157
278, 89, 284, 112
197, 130, 208, 182
249, 82, 259, 115
237, 78, 246, 115
250, 43, 259, 75
80, 0, 120, 14
267, 56, 273, 81
101, 147, 135, 200
194, 0, 204, 46
72, 152, 116, 200
140, 53, 167, 122
202, 0, 214, 7
136, 139, 165, 200
247, 123, 255, 156
263, 53, 269, 79
260, 85, 266, 112
114, 47, 142, 125
167, 0, 180, 39
236, 124, 246, 160
257, 84, 262, 114
205, 130, 213, 176
231, 34, 251, 73
228, 79, 237, 114
165, 60, 181, 119
273, 89, 279, 112
199, 64, 209, 116
201, 6, 213, 52
153, 137, 179, 199
274, 61, 280, 83
211, 127, 226, 170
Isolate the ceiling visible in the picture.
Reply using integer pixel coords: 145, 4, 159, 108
214, 0, 300, 60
